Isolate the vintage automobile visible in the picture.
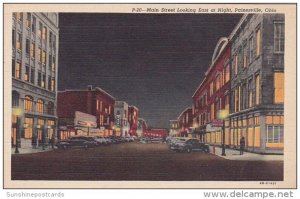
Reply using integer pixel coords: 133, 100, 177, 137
170, 138, 210, 153
57, 136, 97, 150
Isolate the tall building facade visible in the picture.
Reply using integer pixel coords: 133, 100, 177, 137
229, 14, 284, 154
12, 12, 59, 150
137, 118, 147, 137
114, 101, 129, 137
192, 37, 231, 143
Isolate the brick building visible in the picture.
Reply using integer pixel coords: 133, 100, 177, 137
192, 37, 231, 143
128, 106, 139, 136
12, 12, 59, 151
229, 14, 284, 154
178, 108, 192, 137
57, 86, 115, 139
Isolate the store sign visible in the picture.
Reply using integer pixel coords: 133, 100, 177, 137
206, 124, 222, 132
211, 119, 223, 127
74, 111, 97, 127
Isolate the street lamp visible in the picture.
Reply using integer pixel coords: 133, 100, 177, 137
217, 109, 229, 156
12, 108, 23, 154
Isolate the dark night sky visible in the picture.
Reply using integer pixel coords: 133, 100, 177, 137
58, 13, 242, 129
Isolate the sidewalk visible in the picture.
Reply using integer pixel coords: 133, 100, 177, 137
11, 146, 55, 155
209, 146, 283, 161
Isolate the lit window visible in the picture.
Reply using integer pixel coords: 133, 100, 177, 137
234, 55, 238, 75
38, 22, 42, 38
248, 79, 253, 108
210, 82, 214, 96
24, 96, 33, 112
36, 99, 44, 113
216, 74, 220, 91
255, 75, 260, 105
51, 79, 55, 91
42, 26, 47, 40
24, 65, 29, 82
30, 43, 35, 59
256, 28, 261, 57
42, 50, 46, 65
24, 117, 33, 139
210, 103, 214, 120
26, 13, 31, 28
274, 72, 284, 103
274, 22, 285, 53
16, 33, 22, 50
16, 12, 23, 22
38, 48, 42, 62
16, 62, 21, 79
225, 64, 230, 83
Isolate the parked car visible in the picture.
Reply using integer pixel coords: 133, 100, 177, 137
139, 137, 149, 144
170, 138, 209, 153
151, 138, 162, 143
94, 136, 108, 145
57, 136, 97, 150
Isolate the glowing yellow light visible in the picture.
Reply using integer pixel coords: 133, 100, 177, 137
217, 110, 229, 120
12, 108, 23, 116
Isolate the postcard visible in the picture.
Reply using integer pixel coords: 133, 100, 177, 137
3, 3, 297, 189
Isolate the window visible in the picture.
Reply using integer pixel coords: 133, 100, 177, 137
266, 125, 284, 143
48, 76, 51, 90
38, 71, 41, 86
249, 36, 254, 63
48, 54, 52, 68
42, 50, 46, 65
47, 102, 54, 115
274, 22, 285, 53
42, 26, 47, 40
26, 39, 30, 54
256, 28, 261, 57
36, 99, 44, 113
248, 79, 253, 108
16, 12, 23, 22
38, 22, 42, 38
224, 64, 230, 83
210, 103, 214, 120
24, 117, 33, 139
12, 91, 19, 107
243, 43, 248, 67
51, 79, 55, 91
24, 65, 29, 81
26, 13, 31, 28
210, 82, 214, 96
238, 48, 243, 71
255, 75, 260, 105
30, 43, 35, 59
242, 84, 247, 109
17, 33, 22, 50
52, 56, 56, 71
234, 86, 240, 112
42, 74, 46, 88
234, 55, 238, 75
274, 72, 284, 103
12, 29, 16, 47
216, 74, 221, 91
12, 59, 15, 77
49, 31, 53, 46
24, 96, 33, 112
30, 67, 35, 84
16, 62, 21, 79
225, 94, 229, 113
32, 16, 36, 33
38, 48, 42, 63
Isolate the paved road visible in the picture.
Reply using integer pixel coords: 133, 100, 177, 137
11, 142, 283, 181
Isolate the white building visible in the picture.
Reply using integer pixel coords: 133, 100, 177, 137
114, 101, 129, 137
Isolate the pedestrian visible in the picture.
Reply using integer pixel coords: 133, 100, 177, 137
240, 136, 245, 155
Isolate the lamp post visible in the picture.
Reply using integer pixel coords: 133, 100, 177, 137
217, 110, 229, 156
13, 108, 23, 154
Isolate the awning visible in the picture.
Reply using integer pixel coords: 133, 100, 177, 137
206, 123, 222, 132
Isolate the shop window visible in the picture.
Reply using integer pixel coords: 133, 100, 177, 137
24, 117, 33, 139
248, 127, 253, 147
266, 125, 284, 143
254, 127, 260, 147
274, 72, 284, 103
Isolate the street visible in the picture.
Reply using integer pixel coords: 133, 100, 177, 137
11, 142, 283, 181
